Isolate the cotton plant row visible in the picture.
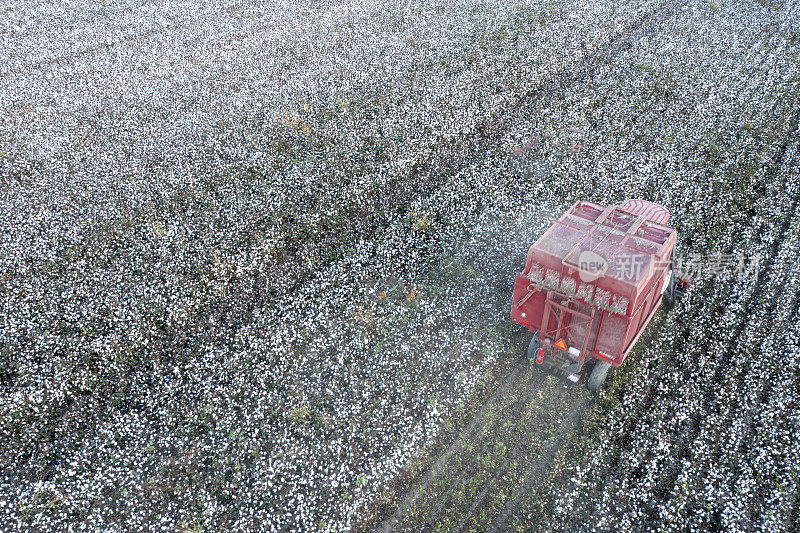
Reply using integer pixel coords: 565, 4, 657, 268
593, 189, 800, 532
526, 1, 800, 531
712, 224, 800, 531
681, 102, 800, 532
580, 180, 800, 533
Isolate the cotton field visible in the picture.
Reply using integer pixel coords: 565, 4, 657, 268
1, 0, 799, 531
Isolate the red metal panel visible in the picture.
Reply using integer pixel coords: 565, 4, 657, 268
565, 301, 593, 349
595, 313, 628, 361
619, 198, 671, 225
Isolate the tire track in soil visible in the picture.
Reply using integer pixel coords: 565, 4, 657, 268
487, 397, 593, 533
421, 370, 550, 531
378, 360, 531, 532
377, 0, 688, 529
451, 381, 559, 533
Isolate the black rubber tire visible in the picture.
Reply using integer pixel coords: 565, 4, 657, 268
661, 267, 676, 311
662, 288, 675, 311
587, 361, 611, 392
527, 334, 544, 366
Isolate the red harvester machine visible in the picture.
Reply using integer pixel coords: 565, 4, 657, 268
510, 199, 688, 391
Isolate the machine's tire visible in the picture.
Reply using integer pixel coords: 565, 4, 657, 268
587, 361, 611, 392
662, 287, 676, 311
661, 268, 676, 312
527, 334, 544, 366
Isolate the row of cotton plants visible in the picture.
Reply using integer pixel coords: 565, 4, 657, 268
536, 1, 800, 531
